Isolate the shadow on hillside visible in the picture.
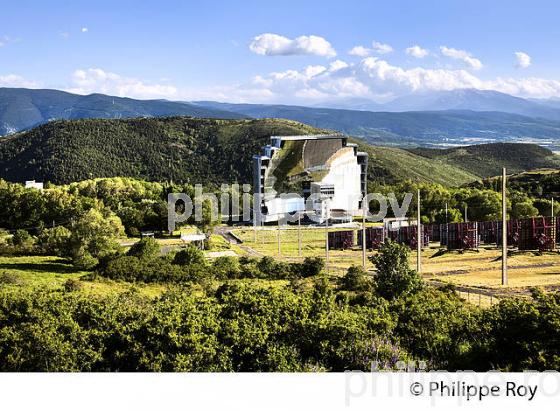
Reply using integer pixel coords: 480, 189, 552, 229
0, 261, 78, 274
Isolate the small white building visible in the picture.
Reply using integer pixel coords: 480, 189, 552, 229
25, 180, 44, 191
383, 217, 413, 232
180, 233, 207, 249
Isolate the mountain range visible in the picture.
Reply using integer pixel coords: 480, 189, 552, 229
0, 87, 245, 135
3, 87, 560, 150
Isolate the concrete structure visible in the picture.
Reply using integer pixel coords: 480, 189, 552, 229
253, 134, 367, 223
25, 180, 44, 190
180, 233, 207, 249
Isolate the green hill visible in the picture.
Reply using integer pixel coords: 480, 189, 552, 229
352, 141, 478, 186
1, 117, 551, 188
0, 116, 478, 187
409, 143, 560, 178
0, 117, 322, 185
473, 169, 560, 198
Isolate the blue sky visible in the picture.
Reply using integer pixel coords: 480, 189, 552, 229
1, 0, 559, 104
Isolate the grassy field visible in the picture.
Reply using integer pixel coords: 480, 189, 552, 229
0, 255, 166, 297
4, 225, 560, 305
232, 226, 560, 299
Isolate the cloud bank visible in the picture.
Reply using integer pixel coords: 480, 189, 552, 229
66, 68, 178, 99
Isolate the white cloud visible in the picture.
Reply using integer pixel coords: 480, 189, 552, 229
329, 60, 349, 72
0, 74, 39, 88
371, 41, 393, 54
249, 33, 336, 57
515, 51, 531, 69
81, 27, 88, 33
348, 45, 370, 57
66, 68, 178, 99
440, 46, 483, 70
200, 56, 560, 104
406, 45, 429, 58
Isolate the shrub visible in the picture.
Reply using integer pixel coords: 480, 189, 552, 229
127, 237, 160, 259
0, 271, 25, 285
64, 278, 84, 292
100, 255, 203, 283
37, 226, 72, 256
340, 265, 371, 291
212, 256, 240, 280
370, 240, 422, 300
173, 246, 206, 267
9, 229, 37, 254
296, 257, 325, 278
256, 256, 291, 279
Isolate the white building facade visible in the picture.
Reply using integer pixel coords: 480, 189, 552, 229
253, 134, 368, 224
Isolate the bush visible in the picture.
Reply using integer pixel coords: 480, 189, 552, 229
393, 287, 479, 369
173, 246, 206, 267
0, 271, 25, 285
37, 226, 72, 256
64, 278, 84, 292
127, 237, 160, 259
212, 256, 240, 280
296, 257, 325, 278
340, 265, 371, 291
100, 255, 204, 283
8, 229, 37, 254
256, 256, 292, 279
370, 241, 422, 300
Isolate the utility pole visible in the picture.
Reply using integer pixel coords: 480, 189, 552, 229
298, 211, 302, 257
362, 202, 367, 269
277, 214, 281, 257
417, 189, 422, 273
502, 168, 508, 286
552, 197, 555, 218
464, 204, 468, 223
253, 211, 257, 243
445, 202, 448, 246
325, 201, 330, 274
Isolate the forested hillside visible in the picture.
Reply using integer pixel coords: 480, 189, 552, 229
1, 117, 557, 187
410, 143, 560, 178
0, 117, 321, 185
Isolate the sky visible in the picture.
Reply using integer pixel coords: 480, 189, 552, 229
1, 0, 560, 105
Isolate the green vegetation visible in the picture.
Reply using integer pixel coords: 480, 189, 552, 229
410, 143, 560, 178
2, 116, 558, 189
354, 141, 478, 186
1, 242, 559, 372
0, 117, 322, 185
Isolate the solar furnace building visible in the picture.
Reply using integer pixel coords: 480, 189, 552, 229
253, 134, 368, 223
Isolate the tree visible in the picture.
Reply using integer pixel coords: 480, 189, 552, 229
10, 229, 36, 253
510, 192, 539, 219
369, 240, 422, 300
37, 226, 72, 256
68, 208, 124, 269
